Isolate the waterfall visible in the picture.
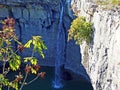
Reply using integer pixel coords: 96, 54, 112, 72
53, 0, 65, 89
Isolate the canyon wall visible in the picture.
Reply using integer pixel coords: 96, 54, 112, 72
71, 0, 120, 90
0, 0, 89, 79
0, 0, 62, 65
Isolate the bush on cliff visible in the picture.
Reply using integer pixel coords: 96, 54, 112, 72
68, 16, 93, 45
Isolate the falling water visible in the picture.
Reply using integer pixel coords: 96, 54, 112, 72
53, 0, 65, 89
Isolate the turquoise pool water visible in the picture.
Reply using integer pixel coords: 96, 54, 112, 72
22, 67, 93, 90
3, 66, 93, 90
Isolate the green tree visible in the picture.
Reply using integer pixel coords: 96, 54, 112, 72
68, 16, 93, 45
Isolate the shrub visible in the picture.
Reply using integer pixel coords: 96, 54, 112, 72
68, 16, 93, 45
0, 18, 47, 90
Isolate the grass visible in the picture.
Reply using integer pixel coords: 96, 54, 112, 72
90, 0, 120, 6
111, 0, 120, 5
90, 0, 120, 9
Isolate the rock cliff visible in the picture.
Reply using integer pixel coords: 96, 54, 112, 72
0, 0, 63, 65
71, 0, 120, 90
0, 0, 89, 79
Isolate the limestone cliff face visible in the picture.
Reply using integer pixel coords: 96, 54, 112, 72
71, 0, 120, 90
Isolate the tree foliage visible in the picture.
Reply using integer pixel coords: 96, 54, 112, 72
68, 16, 93, 45
0, 18, 47, 90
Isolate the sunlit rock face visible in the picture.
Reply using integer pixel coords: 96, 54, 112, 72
71, 0, 120, 90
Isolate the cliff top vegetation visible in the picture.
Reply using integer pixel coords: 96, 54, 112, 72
91, 0, 120, 6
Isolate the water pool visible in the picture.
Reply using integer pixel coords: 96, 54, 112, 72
3, 66, 93, 90
22, 67, 93, 90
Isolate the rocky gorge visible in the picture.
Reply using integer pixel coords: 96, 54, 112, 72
0, 0, 120, 90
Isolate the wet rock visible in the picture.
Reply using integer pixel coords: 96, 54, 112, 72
61, 70, 73, 81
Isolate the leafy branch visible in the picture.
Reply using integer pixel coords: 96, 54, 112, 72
0, 18, 47, 90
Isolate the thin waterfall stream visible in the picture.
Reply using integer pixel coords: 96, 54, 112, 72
53, 0, 65, 89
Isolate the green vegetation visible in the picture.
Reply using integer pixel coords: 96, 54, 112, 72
110, 0, 120, 5
68, 16, 93, 45
0, 18, 47, 90
93, 0, 120, 6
